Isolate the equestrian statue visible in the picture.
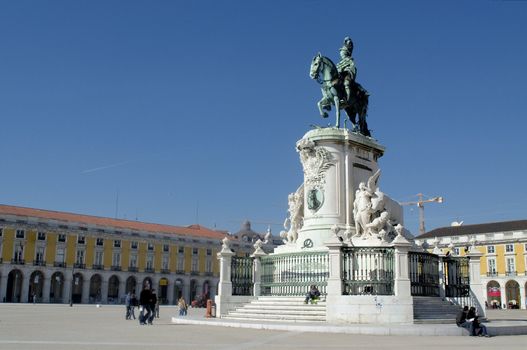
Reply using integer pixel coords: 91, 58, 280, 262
309, 37, 371, 136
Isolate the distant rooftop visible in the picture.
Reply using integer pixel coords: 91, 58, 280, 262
0, 204, 227, 240
416, 219, 527, 239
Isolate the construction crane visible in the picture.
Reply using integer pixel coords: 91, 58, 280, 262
399, 193, 443, 236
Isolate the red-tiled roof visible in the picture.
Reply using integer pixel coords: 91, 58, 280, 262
0, 204, 227, 240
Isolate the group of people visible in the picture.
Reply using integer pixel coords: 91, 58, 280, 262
124, 287, 160, 325
456, 306, 490, 337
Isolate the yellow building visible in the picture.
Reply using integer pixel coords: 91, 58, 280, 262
414, 220, 527, 309
0, 204, 227, 305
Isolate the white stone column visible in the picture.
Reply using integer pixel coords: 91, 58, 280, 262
20, 270, 30, 303
500, 284, 507, 309
325, 237, 343, 297
0, 274, 8, 302
251, 247, 267, 297
392, 235, 411, 297
64, 275, 72, 305
82, 277, 91, 304
167, 281, 174, 305
217, 249, 234, 297
119, 278, 126, 302
519, 284, 525, 310
101, 278, 109, 304
433, 247, 446, 299
467, 247, 486, 316
42, 274, 51, 303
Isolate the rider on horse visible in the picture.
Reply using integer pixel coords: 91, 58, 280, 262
336, 37, 357, 103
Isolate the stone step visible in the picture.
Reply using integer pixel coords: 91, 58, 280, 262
225, 312, 326, 321
233, 308, 326, 316
222, 315, 327, 323
242, 305, 326, 311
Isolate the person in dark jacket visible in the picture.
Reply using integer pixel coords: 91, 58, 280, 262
304, 285, 321, 304
467, 306, 490, 337
139, 286, 152, 325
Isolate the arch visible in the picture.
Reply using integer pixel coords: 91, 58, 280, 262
50, 272, 64, 303
89, 274, 102, 303
202, 280, 211, 299
189, 279, 198, 303
6, 269, 23, 302
108, 275, 120, 304
71, 272, 84, 304
173, 278, 184, 303
29, 270, 45, 303
158, 278, 169, 305
505, 280, 520, 309
486, 280, 501, 309
125, 276, 137, 294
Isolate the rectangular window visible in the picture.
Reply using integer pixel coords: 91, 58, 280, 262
192, 247, 198, 255
162, 255, 169, 270
14, 243, 24, 262
163, 244, 169, 252
77, 235, 85, 245
488, 258, 496, 273
113, 240, 121, 248
206, 258, 212, 273
131, 241, 138, 250
56, 247, 65, 262
146, 255, 154, 269
129, 254, 137, 268
96, 238, 104, 246
58, 234, 66, 242
0, 228, 3, 236
453, 248, 459, 256
37, 232, 46, 241
506, 257, 515, 272
191, 257, 198, 272
206, 248, 212, 256
505, 244, 514, 253
36, 246, 45, 262
147, 243, 154, 251
76, 249, 85, 264
487, 245, 495, 254
177, 255, 184, 271
178, 246, 184, 254
16, 229, 25, 238
112, 252, 121, 266
94, 250, 104, 265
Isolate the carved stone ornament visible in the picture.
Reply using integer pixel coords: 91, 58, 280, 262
296, 138, 334, 188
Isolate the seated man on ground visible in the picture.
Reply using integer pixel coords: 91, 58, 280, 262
467, 306, 490, 337
304, 285, 321, 304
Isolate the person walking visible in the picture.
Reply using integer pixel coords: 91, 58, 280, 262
125, 292, 132, 320
178, 296, 188, 316
139, 286, 152, 325
130, 292, 137, 320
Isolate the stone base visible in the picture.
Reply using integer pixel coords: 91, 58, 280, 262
215, 295, 255, 317
326, 295, 414, 324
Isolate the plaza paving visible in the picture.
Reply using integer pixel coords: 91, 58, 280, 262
0, 304, 526, 350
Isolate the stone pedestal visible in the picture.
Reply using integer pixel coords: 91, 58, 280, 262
296, 128, 388, 250
467, 247, 486, 317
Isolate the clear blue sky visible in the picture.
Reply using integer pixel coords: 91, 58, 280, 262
1, 0, 526, 236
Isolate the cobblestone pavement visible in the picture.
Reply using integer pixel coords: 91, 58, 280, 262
0, 304, 526, 350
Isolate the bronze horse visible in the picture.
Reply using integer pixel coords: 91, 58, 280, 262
310, 53, 370, 136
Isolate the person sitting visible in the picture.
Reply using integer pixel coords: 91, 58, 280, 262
456, 306, 472, 333
467, 306, 490, 337
304, 285, 321, 304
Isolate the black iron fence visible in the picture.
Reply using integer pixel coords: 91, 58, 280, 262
408, 251, 440, 296
444, 256, 470, 305
260, 252, 328, 296
231, 256, 254, 296
342, 247, 394, 295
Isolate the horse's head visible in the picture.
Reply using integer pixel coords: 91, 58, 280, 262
310, 53, 323, 80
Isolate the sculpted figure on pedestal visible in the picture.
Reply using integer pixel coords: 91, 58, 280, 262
309, 36, 370, 135
280, 184, 304, 244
